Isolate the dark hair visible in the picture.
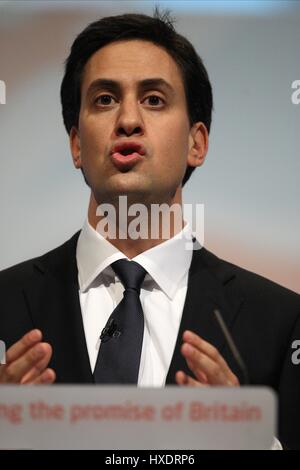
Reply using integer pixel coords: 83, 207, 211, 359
60, 7, 213, 186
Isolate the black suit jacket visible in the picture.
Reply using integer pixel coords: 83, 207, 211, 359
0, 232, 300, 448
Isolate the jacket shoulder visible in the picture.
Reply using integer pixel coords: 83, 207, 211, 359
0, 231, 80, 287
198, 246, 300, 307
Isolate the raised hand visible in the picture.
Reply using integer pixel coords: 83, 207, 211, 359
0, 329, 55, 384
176, 330, 239, 387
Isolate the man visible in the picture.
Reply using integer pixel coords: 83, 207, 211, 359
0, 10, 299, 449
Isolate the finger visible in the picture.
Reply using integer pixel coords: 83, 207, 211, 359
183, 357, 209, 384
183, 330, 234, 377
20, 344, 53, 384
31, 368, 56, 385
5, 329, 42, 364
181, 343, 235, 385
0, 364, 6, 380
3, 343, 51, 384
175, 370, 206, 387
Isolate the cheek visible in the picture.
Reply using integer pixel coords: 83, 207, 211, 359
79, 119, 106, 156
160, 132, 189, 171
162, 113, 190, 153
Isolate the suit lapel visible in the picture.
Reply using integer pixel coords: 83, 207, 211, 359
166, 244, 245, 384
23, 232, 94, 383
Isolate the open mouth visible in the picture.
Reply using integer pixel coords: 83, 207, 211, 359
111, 149, 144, 171
112, 141, 145, 156
119, 148, 137, 156
110, 141, 146, 171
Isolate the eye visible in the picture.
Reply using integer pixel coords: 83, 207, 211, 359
144, 95, 165, 107
94, 94, 116, 106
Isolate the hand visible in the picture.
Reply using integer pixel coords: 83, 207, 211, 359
176, 330, 239, 387
0, 329, 55, 384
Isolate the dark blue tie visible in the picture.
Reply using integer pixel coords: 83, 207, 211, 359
94, 259, 147, 384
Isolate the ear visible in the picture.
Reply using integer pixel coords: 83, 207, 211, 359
187, 122, 209, 168
69, 126, 82, 169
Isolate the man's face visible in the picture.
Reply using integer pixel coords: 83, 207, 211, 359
70, 39, 206, 206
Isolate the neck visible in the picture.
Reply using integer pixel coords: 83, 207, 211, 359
88, 190, 184, 258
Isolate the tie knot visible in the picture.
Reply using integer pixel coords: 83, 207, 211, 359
111, 259, 146, 292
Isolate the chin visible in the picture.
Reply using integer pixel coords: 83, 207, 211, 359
108, 173, 151, 193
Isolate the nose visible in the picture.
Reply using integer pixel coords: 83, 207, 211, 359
115, 98, 144, 137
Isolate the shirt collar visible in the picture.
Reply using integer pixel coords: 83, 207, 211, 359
76, 218, 193, 299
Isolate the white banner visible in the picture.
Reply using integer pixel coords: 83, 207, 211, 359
0, 386, 276, 450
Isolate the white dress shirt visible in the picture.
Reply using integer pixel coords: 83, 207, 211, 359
76, 219, 193, 387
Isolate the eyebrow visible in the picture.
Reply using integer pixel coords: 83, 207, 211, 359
86, 78, 176, 98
